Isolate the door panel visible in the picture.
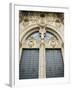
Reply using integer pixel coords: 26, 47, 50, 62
46, 49, 64, 78
19, 48, 39, 79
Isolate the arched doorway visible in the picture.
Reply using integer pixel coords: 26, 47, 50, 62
19, 25, 64, 79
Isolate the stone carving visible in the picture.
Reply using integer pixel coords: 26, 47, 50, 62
28, 40, 34, 47
55, 18, 61, 28
19, 11, 64, 29
20, 12, 63, 48
48, 37, 59, 48
28, 37, 35, 47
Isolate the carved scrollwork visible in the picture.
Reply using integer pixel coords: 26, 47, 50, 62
48, 37, 59, 48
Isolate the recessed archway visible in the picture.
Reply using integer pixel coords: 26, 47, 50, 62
19, 24, 64, 79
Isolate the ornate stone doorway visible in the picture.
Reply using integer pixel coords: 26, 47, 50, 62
19, 11, 64, 79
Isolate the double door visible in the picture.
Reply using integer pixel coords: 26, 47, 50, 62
19, 48, 64, 79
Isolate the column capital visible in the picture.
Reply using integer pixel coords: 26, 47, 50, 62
40, 39, 45, 46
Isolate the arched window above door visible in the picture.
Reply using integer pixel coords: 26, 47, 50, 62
26, 31, 41, 40
22, 30, 60, 48
26, 31, 58, 41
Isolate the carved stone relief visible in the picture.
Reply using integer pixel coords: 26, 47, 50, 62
48, 37, 59, 48
19, 11, 64, 49
19, 11, 64, 34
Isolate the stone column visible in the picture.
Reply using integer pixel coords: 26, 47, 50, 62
39, 27, 46, 78
39, 40, 46, 78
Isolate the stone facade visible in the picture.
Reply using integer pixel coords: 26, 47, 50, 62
19, 11, 64, 78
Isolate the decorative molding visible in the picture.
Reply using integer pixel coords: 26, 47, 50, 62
19, 11, 64, 49
19, 11, 64, 30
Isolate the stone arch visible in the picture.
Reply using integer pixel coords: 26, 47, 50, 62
20, 24, 63, 45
